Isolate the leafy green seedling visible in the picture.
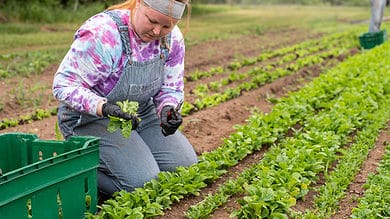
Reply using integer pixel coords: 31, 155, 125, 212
107, 100, 140, 138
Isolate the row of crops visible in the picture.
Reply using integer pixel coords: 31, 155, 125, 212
181, 30, 359, 115
78, 30, 390, 218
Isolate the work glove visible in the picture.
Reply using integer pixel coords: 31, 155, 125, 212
102, 102, 139, 130
160, 105, 183, 136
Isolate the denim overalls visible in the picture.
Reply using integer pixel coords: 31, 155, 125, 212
57, 10, 197, 196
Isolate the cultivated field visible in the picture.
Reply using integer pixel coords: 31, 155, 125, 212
1, 5, 389, 218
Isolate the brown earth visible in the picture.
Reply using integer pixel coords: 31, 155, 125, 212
0, 27, 387, 218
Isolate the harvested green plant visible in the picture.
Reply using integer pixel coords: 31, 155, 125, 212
107, 100, 140, 138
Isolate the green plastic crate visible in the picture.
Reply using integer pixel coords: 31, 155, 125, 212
359, 29, 388, 50
0, 133, 100, 219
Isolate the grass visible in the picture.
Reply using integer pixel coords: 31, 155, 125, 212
0, 4, 388, 70
0, 22, 78, 54
182, 5, 378, 47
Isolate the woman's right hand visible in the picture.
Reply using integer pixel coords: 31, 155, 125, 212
102, 102, 139, 130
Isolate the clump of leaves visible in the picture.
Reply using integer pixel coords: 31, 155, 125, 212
107, 100, 140, 138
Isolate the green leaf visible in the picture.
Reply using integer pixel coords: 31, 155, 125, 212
107, 117, 121, 133
107, 100, 140, 138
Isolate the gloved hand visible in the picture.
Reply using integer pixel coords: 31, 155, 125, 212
160, 105, 182, 136
102, 102, 139, 130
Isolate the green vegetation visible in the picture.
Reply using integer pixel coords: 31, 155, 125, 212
351, 144, 390, 218
86, 36, 390, 219
0, 49, 66, 78
0, 108, 58, 130
0, 0, 373, 24
181, 30, 360, 116
107, 100, 140, 138
181, 4, 379, 47
0, 1, 108, 23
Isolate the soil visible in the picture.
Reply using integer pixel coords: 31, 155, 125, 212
0, 27, 388, 218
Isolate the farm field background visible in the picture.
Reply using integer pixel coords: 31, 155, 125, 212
1, 4, 390, 218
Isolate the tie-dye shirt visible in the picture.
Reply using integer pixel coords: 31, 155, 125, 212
52, 9, 185, 116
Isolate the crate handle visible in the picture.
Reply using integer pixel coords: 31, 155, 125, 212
26, 199, 32, 218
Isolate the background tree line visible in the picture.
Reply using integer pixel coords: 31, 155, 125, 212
0, 0, 371, 23
0, 0, 371, 6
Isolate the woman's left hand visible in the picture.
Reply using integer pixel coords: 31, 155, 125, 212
160, 105, 182, 136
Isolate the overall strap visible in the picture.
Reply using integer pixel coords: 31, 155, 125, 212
104, 10, 132, 58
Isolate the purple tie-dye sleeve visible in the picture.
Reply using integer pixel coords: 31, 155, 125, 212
153, 26, 186, 116
52, 13, 122, 116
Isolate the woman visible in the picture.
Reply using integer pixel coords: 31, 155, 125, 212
369, 0, 387, 32
52, 0, 198, 198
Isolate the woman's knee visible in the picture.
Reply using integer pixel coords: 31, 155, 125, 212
177, 148, 198, 167
158, 143, 198, 171
98, 167, 159, 196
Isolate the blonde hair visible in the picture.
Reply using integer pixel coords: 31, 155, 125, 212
107, 0, 137, 10
107, 0, 191, 36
